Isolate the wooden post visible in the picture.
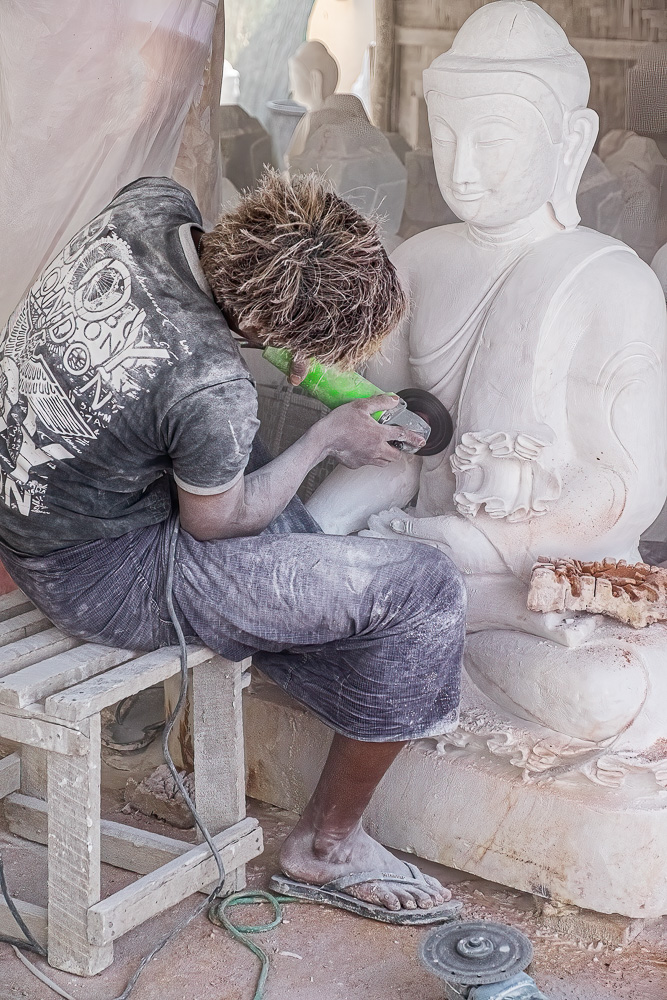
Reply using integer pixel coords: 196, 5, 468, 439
372, 0, 397, 132
19, 747, 46, 798
46, 715, 113, 975
192, 656, 249, 892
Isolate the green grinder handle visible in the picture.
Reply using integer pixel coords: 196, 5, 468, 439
262, 347, 386, 416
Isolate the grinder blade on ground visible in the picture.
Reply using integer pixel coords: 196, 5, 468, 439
420, 921, 534, 986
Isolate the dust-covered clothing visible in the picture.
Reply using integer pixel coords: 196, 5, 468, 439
0, 177, 258, 556
0, 179, 466, 742
0, 441, 465, 742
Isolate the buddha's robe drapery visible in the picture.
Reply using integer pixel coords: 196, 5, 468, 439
448, 229, 634, 522
367, 223, 667, 580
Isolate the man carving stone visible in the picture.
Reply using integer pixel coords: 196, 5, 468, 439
0, 171, 465, 921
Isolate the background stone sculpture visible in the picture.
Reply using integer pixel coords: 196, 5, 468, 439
600, 129, 667, 262
286, 40, 340, 161
285, 40, 407, 248
288, 96, 407, 246
221, 59, 241, 106
575, 153, 624, 239
218, 104, 274, 192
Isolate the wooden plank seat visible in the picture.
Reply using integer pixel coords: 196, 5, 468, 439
0, 591, 262, 976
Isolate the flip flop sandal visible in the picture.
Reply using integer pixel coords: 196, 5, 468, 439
101, 687, 165, 753
269, 862, 463, 925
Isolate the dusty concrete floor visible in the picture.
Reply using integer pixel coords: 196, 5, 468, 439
1, 788, 666, 1000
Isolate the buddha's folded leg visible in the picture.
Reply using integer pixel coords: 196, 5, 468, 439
464, 625, 648, 742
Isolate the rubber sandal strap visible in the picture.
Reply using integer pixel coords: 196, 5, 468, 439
404, 862, 425, 881
323, 867, 428, 892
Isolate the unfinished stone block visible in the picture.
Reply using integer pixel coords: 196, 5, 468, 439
124, 763, 195, 829
533, 897, 645, 948
527, 557, 667, 628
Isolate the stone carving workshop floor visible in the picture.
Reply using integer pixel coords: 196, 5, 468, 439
1, 792, 665, 1000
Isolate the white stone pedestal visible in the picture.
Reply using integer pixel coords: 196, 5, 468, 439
244, 675, 667, 920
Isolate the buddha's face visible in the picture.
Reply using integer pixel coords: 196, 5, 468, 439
427, 91, 562, 228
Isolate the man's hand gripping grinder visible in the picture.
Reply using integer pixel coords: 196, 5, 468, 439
262, 347, 454, 456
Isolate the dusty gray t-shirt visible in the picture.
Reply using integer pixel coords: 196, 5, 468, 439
0, 177, 259, 555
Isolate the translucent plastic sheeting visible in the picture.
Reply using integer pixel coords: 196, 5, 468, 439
0, 0, 225, 328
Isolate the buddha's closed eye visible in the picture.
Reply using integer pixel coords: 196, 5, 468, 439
475, 125, 516, 147
476, 137, 514, 148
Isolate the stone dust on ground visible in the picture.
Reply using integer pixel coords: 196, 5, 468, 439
0, 793, 665, 1000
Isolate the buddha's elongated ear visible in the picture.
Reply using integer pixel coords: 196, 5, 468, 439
311, 69, 325, 108
549, 107, 599, 229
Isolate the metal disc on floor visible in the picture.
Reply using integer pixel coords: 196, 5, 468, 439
420, 920, 534, 986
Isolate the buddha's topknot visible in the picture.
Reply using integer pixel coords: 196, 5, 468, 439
199, 169, 407, 369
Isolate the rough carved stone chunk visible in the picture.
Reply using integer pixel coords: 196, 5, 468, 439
527, 556, 667, 628
124, 763, 195, 829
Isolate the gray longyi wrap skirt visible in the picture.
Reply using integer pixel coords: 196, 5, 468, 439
0, 446, 465, 742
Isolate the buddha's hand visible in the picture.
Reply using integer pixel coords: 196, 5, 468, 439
360, 507, 435, 543
361, 509, 506, 574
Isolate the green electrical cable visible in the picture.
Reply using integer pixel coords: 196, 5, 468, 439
208, 891, 297, 1000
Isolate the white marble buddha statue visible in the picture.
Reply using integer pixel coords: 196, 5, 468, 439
308, 0, 667, 752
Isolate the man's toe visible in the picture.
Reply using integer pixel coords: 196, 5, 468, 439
377, 887, 403, 910
423, 874, 451, 900
409, 886, 437, 909
392, 887, 418, 909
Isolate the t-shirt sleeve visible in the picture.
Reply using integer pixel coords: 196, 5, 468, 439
162, 379, 259, 495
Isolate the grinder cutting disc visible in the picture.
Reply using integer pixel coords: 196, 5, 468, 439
397, 388, 454, 456
420, 921, 533, 986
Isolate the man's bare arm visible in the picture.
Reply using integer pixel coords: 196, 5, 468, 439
177, 395, 426, 541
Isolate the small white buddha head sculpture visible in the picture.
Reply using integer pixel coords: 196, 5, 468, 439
288, 41, 339, 112
423, 0, 598, 230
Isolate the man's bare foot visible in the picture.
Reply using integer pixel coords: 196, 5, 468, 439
279, 821, 451, 912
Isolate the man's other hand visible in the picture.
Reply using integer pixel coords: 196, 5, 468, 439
318, 395, 426, 469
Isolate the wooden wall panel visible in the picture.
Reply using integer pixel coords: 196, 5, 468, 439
389, 0, 667, 145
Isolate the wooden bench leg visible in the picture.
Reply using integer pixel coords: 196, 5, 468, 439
20, 746, 46, 798
193, 656, 249, 893
46, 715, 113, 975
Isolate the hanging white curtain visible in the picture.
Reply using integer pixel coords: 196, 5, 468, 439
0, 0, 225, 327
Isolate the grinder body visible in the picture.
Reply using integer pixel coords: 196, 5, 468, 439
262, 347, 451, 455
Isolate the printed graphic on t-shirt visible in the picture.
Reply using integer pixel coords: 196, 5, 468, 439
0, 211, 174, 517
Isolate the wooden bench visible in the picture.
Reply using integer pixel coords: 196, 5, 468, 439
0, 590, 262, 976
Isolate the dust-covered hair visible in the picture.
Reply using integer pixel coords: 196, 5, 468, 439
199, 169, 408, 369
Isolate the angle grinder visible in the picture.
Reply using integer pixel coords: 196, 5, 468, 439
420, 921, 549, 1000
262, 346, 453, 456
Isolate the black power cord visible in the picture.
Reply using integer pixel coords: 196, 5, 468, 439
0, 850, 47, 955
108, 515, 230, 1000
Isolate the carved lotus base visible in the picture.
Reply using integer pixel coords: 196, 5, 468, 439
244, 673, 667, 919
